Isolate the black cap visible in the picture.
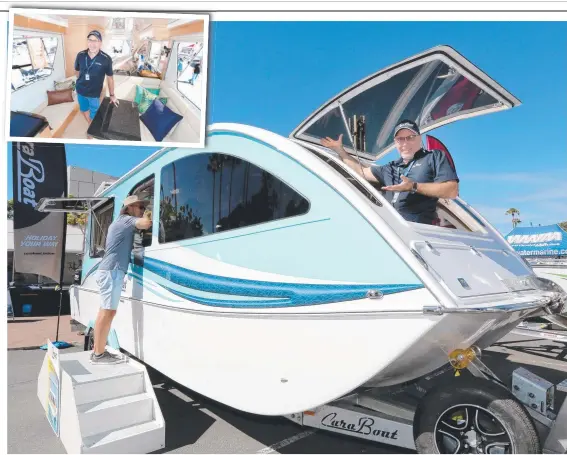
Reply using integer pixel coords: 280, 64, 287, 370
394, 119, 420, 137
87, 30, 102, 41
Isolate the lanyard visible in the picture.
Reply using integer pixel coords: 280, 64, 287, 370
85, 54, 98, 75
391, 159, 417, 205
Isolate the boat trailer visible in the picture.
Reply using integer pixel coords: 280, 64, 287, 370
285, 346, 567, 453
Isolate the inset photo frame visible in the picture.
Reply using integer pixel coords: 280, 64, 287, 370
7, 8, 209, 148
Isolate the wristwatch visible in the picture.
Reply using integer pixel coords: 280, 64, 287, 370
410, 181, 418, 194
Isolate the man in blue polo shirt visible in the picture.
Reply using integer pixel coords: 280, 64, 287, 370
74, 30, 118, 136
321, 119, 459, 225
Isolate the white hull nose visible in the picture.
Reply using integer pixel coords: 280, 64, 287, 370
362, 306, 537, 388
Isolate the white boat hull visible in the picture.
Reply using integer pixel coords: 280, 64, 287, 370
66, 123, 557, 416
71, 285, 544, 416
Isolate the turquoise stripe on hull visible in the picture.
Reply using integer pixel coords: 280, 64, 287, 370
142, 256, 423, 308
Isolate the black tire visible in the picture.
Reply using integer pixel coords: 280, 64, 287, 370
414, 376, 540, 454
84, 328, 95, 352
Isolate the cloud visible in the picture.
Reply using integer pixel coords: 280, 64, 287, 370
534, 200, 567, 224
511, 182, 567, 202
461, 172, 541, 182
457, 170, 566, 233
461, 172, 567, 205
461, 171, 566, 186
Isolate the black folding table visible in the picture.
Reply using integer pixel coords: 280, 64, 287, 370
87, 97, 142, 141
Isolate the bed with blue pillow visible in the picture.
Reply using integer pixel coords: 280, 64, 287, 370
93, 76, 200, 143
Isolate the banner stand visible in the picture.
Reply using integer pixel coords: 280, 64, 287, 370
12, 142, 68, 339
55, 289, 63, 342
55, 149, 68, 343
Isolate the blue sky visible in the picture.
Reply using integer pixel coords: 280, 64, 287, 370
8, 21, 567, 234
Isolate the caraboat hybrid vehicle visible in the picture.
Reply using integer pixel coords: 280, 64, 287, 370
39, 46, 567, 453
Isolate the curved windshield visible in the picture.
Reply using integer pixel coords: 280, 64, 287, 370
300, 59, 498, 158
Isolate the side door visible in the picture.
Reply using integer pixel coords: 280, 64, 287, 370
35, 196, 114, 289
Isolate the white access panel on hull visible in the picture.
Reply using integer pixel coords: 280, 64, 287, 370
413, 241, 517, 297
37, 347, 165, 453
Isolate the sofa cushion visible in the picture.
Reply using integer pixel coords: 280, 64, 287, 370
101, 76, 201, 143
39, 101, 76, 132
134, 85, 159, 104
158, 85, 185, 114
135, 86, 168, 114
140, 98, 182, 142
47, 88, 74, 106
141, 78, 161, 89
113, 76, 144, 101
53, 79, 75, 91
114, 76, 162, 101
159, 84, 201, 137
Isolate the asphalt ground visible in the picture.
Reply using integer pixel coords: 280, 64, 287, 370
7, 331, 567, 454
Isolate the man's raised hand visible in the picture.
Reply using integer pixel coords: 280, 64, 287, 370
320, 134, 344, 154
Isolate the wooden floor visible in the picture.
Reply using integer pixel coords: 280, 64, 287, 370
61, 111, 89, 140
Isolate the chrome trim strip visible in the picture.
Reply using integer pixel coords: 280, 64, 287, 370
423, 298, 550, 315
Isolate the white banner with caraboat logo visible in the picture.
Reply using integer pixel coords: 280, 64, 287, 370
12, 142, 67, 283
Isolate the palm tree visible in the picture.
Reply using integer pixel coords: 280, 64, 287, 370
207, 153, 224, 232
505, 208, 521, 228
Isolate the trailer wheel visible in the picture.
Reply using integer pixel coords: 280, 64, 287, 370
414, 376, 540, 454
84, 328, 95, 352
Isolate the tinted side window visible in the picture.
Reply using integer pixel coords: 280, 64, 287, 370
159, 153, 309, 243
89, 200, 115, 257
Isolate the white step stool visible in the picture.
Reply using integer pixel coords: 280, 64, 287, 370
38, 348, 165, 453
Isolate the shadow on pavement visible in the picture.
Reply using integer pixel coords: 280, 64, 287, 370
150, 383, 216, 453
139, 337, 566, 454
144, 365, 412, 454
146, 366, 294, 454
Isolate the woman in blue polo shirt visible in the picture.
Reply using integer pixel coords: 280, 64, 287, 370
74, 30, 118, 136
